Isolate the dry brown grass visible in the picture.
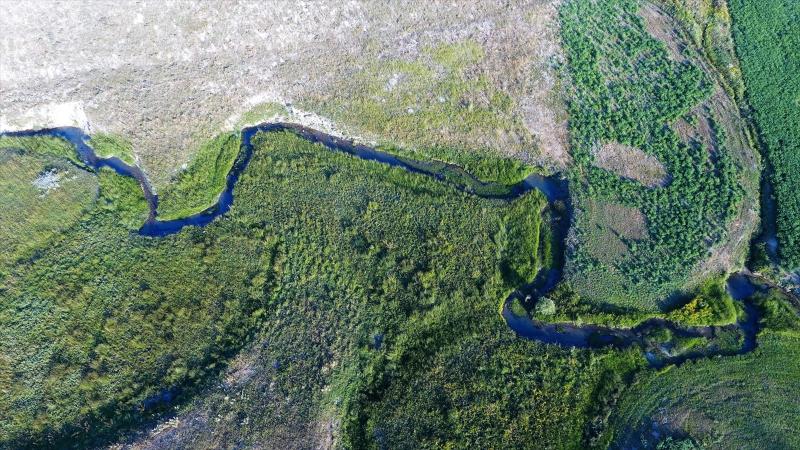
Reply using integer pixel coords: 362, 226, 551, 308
0, 0, 568, 189
593, 142, 670, 188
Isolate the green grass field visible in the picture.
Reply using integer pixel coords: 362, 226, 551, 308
611, 331, 800, 449
0, 138, 99, 283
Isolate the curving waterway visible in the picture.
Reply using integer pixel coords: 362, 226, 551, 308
501, 271, 790, 368
1, 123, 566, 237
6, 124, 793, 366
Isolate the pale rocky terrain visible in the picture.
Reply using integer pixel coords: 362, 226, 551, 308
1, 0, 568, 189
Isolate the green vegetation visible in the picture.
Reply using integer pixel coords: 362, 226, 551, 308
0, 129, 643, 448
534, 297, 556, 316
666, 277, 738, 326
656, 437, 704, 450
0, 154, 277, 447
610, 333, 800, 449
559, 0, 744, 309
95, 168, 150, 230
729, 0, 800, 269
0, 135, 86, 167
0, 139, 98, 283
533, 275, 737, 329
499, 191, 547, 287
388, 144, 534, 187
751, 286, 800, 337
660, 0, 744, 99
88, 133, 136, 165
156, 132, 242, 220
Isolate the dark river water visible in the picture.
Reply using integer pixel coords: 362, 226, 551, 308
8, 123, 780, 365
2, 123, 565, 237
502, 272, 769, 367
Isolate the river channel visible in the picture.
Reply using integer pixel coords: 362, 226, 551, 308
4, 124, 789, 365
1, 123, 566, 237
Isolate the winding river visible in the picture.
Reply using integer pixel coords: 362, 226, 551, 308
1, 123, 566, 237
501, 271, 791, 368
4, 124, 795, 367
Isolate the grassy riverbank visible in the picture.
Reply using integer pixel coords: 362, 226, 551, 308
155, 132, 242, 220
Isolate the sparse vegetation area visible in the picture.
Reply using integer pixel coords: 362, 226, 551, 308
308, 40, 539, 166
560, 0, 745, 310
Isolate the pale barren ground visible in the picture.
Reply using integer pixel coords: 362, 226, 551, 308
0, 0, 568, 189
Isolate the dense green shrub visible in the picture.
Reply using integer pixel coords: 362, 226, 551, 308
535, 297, 556, 316
729, 0, 800, 269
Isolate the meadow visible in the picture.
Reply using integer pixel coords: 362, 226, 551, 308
728, 0, 800, 270
611, 331, 800, 449
0, 137, 98, 283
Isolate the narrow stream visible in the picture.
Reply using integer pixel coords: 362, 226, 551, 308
1, 123, 566, 237
7, 124, 783, 367
503, 273, 769, 368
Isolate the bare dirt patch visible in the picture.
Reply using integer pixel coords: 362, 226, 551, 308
593, 142, 670, 187
639, 2, 686, 63
595, 201, 648, 240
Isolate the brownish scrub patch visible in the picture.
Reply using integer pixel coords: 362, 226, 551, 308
313, 415, 338, 450
639, 2, 686, 63
672, 116, 696, 145
593, 142, 670, 188
595, 201, 648, 240
582, 198, 644, 265
671, 105, 710, 147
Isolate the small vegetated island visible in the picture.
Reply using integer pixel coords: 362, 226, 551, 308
0, 1, 798, 449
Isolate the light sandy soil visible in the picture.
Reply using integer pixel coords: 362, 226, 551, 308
1, 0, 568, 189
